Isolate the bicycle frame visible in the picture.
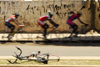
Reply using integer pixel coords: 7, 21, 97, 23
7, 47, 60, 64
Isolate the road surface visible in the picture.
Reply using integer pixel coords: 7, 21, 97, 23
0, 43, 100, 56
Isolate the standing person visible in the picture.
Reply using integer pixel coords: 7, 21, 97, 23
5, 13, 20, 40
38, 11, 59, 39
66, 11, 88, 38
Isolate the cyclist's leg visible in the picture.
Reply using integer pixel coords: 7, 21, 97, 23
38, 21, 49, 39
68, 28, 73, 38
5, 22, 15, 38
10, 24, 15, 37
42, 23, 49, 39
67, 21, 75, 38
72, 24, 78, 37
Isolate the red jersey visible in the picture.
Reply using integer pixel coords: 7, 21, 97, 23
6, 15, 16, 22
68, 14, 80, 21
39, 15, 50, 21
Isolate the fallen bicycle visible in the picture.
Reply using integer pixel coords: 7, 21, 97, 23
7, 47, 60, 64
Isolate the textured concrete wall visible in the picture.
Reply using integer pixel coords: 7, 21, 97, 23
95, 1, 100, 32
0, 0, 91, 33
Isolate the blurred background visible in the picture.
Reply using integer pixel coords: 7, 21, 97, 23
0, 0, 99, 33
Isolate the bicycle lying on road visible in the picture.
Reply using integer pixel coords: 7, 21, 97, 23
7, 47, 60, 64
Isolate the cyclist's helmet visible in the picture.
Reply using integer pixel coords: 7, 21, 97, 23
48, 11, 53, 17
13, 13, 19, 17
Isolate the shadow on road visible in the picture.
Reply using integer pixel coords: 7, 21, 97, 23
1, 36, 100, 46
34, 36, 100, 46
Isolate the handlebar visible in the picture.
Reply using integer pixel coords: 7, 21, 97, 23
18, 25, 25, 28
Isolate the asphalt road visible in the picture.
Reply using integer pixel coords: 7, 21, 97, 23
0, 43, 100, 56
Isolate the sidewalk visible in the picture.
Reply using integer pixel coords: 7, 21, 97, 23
1, 33, 100, 41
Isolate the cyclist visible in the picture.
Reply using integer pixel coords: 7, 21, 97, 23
5, 13, 20, 40
38, 11, 59, 39
66, 11, 88, 38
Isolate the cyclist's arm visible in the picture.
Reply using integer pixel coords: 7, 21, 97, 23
48, 19, 54, 23
14, 19, 20, 26
78, 18, 86, 25
48, 19, 56, 25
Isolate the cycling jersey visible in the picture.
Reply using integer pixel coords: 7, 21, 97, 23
38, 15, 51, 26
5, 15, 16, 23
67, 14, 80, 21
67, 14, 80, 28
39, 15, 50, 21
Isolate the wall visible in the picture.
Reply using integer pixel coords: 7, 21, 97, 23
0, 0, 92, 33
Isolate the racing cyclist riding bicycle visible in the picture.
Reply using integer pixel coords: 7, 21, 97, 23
5, 13, 21, 40
38, 11, 59, 39
66, 11, 88, 38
